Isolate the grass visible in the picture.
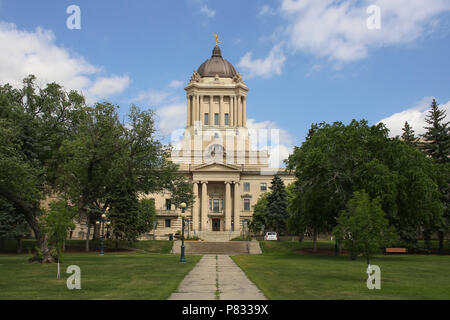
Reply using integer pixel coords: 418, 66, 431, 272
0, 239, 173, 254
0, 250, 199, 300
232, 240, 450, 300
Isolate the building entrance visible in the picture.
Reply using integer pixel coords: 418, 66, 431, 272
212, 219, 221, 232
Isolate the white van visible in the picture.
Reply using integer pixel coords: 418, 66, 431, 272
264, 232, 278, 241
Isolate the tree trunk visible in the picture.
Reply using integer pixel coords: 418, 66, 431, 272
423, 230, 432, 251
438, 231, 444, 254
313, 229, 318, 253
85, 216, 91, 252
0, 187, 53, 263
334, 238, 339, 256
17, 238, 22, 254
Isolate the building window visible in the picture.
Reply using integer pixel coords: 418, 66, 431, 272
260, 183, 267, 191
204, 113, 209, 125
209, 199, 212, 211
224, 113, 229, 126
244, 199, 251, 211
214, 113, 219, 125
165, 219, 171, 228
244, 182, 250, 192
165, 199, 172, 211
213, 199, 220, 213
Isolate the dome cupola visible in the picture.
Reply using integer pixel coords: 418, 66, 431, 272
197, 45, 238, 78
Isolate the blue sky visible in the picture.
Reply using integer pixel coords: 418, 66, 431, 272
1, 0, 450, 163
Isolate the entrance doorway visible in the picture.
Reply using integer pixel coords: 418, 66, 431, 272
212, 219, 221, 232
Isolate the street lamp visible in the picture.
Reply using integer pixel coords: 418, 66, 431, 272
179, 202, 187, 263
96, 213, 110, 256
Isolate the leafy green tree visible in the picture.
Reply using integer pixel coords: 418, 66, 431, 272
286, 183, 307, 242
248, 192, 269, 233
264, 175, 289, 236
333, 191, 396, 264
0, 76, 84, 262
0, 199, 30, 253
287, 120, 443, 251
401, 121, 418, 147
40, 200, 76, 278
136, 199, 157, 236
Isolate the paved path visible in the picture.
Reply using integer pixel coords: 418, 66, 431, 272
168, 255, 267, 300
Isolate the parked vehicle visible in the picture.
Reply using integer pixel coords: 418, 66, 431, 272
264, 232, 278, 241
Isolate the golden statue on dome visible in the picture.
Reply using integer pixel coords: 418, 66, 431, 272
213, 33, 222, 46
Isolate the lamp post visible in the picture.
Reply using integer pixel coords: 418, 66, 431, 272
95, 213, 110, 256
180, 202, 187, 263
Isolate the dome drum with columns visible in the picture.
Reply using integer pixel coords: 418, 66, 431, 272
141, 43, 295, 240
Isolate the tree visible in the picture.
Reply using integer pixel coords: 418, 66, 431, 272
401, 121, 418, 147
0, 76, 84, 263
333, 191, 396, 264
0, 199, 30, 253
264, 175, 289, 236
58, 103, 193, 248
422, 99, 450, 164
40, 200, 76, 279
248, 192, 269, 233
287, 120, 443, 251
421, 99, 450, 253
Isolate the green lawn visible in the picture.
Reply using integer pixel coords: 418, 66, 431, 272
232, 241, 450, 300
0, 251, 200, 300
0, 239, 173, 254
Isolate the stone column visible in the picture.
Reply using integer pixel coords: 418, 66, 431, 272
209, 95, 213, 126
225, 181, 232, 231
229, 96, 234, 127
236, 95, 241, 127
192, 181, 199, 231
187, 95, 191, 126
243, 97, 247, 127
219, 96, 224, 126
199, 95, 203, 125
233, 181, 241, 231
201, 181, 208, 231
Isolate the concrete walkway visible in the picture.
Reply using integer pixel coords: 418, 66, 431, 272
168, 255, 267, 300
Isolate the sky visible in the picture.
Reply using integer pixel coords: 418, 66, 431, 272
1, 0, 450, 166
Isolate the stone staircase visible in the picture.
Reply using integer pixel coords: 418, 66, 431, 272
171, 240, 262, 255
195, 231, 241, 242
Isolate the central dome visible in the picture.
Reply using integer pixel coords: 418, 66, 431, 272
197, 46, 237, 78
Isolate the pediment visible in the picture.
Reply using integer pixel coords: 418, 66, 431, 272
192, 162, 240, 172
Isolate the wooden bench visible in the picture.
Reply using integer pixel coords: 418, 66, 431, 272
385, 248, 407, 254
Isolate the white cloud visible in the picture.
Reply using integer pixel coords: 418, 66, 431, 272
156, 103, 186, 137
133, 89, 173, 106
0, 22, 130, 103
247, 118, 295, 168
199, 5, 216, 18
378, 97, 450, 137
168, 80, 184, 88
85, 75, 130, 102
279, 0, 450, 63
238, 44, 286, 78
259, 5, 276, 17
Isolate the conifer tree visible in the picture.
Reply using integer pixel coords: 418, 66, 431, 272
422, 99, 450, 163
422, 99, 450, 254
401, 121, 418, 147
264, 175, 289, 235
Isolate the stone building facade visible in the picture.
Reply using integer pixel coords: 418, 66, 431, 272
147, 44, 295, 240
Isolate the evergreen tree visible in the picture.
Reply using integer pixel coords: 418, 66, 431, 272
401, 121, 418, 147
421, 99, 450, 253
264, 175, 289, 236
422, 99, 450, 163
